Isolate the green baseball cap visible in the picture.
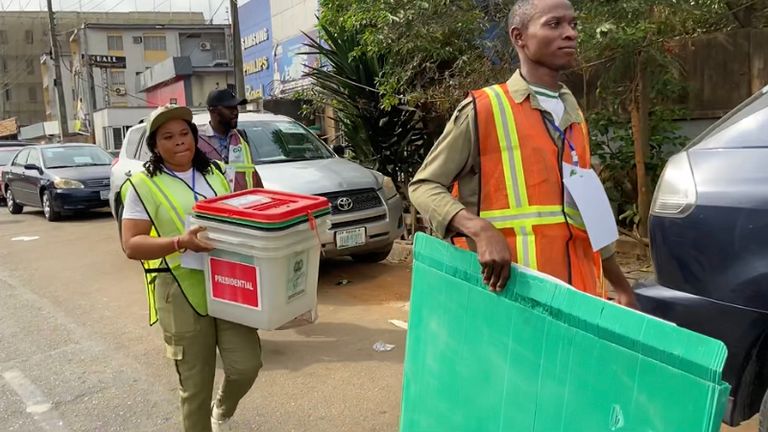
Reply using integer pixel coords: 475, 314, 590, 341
146, 104, 193, 135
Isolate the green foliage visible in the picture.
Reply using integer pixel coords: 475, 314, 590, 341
317, 0, 510, 114
589, 108, 688, 228
303, 24, 430, 193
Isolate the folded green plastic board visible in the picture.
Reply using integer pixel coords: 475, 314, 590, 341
401, 233, 730, 432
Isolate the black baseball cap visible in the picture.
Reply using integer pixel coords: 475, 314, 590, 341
206, 88, 247, 108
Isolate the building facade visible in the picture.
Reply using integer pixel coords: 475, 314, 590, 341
139, 56, 235, 108
0, 11, 204, 128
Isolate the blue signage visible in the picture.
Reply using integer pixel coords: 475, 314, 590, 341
271, 30, 320, 96
239, 0, 273, 100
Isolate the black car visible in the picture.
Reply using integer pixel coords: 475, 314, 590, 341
636, 86, 768, 428
3, 144, 113, 221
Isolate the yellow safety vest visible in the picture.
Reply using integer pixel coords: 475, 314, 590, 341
230, 131, 258, 190
120, 162, 230, 325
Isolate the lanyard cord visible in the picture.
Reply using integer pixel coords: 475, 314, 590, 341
162, 167, 204, 202
543, 116, 579, 166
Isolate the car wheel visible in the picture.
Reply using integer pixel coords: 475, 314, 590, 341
42, 190, 61, 222
6, 188, 23, 214
351, 245, 393, 263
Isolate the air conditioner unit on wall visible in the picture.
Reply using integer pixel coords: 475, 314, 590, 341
199, 41, 211, 51
113, 87, 126, 96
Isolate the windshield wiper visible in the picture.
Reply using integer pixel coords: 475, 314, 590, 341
47, 163, 110, 168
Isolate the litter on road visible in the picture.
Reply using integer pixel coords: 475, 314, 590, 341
373, 341, 396, 352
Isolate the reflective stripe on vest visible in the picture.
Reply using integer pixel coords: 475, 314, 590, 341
230, 132, 256, 190
470, 83, 600, 295
120, 163, 229, 324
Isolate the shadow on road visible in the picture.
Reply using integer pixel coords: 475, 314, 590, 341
6, 209, 113, 224
257, 321, 406, 372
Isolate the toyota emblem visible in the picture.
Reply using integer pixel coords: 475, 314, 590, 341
336, 197, 354, 211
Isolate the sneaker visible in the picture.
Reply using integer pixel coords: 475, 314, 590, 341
211, 403, 233, 432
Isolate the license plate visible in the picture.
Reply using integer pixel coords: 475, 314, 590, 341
335, 227, 366, 250
100, 190, 110, 200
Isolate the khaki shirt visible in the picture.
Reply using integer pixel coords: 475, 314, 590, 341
409, 70, 615, 259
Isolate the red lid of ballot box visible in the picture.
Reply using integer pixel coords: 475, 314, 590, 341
193, 189, 331, 225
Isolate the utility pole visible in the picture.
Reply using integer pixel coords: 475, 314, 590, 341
230, 0, 245, 99
47, 0, 69, 140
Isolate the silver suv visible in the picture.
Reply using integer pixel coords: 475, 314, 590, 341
109, 112, 404, 262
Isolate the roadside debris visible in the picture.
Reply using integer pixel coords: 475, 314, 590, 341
336, 279, 351, 286
388, 319, 408, 330
372, 341, 396, 352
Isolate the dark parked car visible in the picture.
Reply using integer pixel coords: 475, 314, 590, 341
0, 146, 24, 205
636, 85, 768, 428
3, 144, 113, 221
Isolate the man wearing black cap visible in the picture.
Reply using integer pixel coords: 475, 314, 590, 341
198, 88, 263, 192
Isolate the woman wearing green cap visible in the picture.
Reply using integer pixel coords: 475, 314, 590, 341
120, 105, 262, 432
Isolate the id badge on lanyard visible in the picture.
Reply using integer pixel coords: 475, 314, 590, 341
226, 135, 245, 190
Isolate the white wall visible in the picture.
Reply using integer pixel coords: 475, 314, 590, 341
93, 107, 153, 148
42, 55, 77, 125
269, 0, 318, 43
189, 73, 235, 107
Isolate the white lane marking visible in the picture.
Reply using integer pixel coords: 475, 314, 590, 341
2, 369, 69, 431
11, 236, 40, 241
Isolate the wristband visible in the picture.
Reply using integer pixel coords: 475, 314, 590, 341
174, 236, 187, 253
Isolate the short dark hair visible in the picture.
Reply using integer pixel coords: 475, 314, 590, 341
508, 0, 537, 32
144, 120, 212, 177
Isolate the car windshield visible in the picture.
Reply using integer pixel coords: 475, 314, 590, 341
688, 86, 768, 149
0, 149, 19, 165
239, 120, 333, 164
42, 146, 113, 168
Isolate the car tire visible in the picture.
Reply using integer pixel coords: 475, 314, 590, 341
760, 389, 768, 432
42, 190, 61, 222
6, 188, 23, 214
351, 245, 393, 263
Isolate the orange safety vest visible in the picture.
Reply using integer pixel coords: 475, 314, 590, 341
452, 83, 604, 297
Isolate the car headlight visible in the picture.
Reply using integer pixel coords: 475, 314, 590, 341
54, 178, 84, 189
650, 152, 697, 217
382, 176, 398, 199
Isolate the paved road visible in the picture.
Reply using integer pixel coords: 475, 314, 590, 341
0, 209, 411, 431
0, 208, 759, 431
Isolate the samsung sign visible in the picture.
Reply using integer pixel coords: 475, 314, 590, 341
242, 29, 269, 50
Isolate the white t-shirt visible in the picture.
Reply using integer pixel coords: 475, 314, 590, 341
123, 168, 216, 221
530, 84, 565, 125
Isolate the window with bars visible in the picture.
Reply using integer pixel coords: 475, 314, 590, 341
4, 88, 11, 101
143, 35, 166, 51
109, 70, 126, 87
28, 86, 37, 102
26, 58, 34, 74
25, 30, 33, 45
107, 35, 123, 51
1, 57, 7, 73
0, 31, 7, 44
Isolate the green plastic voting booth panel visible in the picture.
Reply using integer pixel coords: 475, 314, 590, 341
400, 233, 730, 432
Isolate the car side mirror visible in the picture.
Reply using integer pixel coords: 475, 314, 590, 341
332, 144, 346, 157
24, 163, 41, 172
